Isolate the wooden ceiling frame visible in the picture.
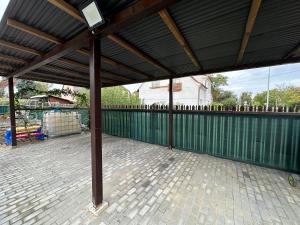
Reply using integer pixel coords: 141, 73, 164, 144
284, 43, 300, 59
107, 34, 172, 74
237, 0, 262, 64
14, 0, 176, 82
23, 73, 89, 87
0, 39, 41, 56
159, 9, 202, 70
6, 19, 152, 80
47, 0, 85, 23
0, 53, 27, 64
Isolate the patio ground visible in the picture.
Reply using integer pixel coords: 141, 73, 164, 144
0, 134, 300, 225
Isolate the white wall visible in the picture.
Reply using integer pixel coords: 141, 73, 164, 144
139, 76, 212, 105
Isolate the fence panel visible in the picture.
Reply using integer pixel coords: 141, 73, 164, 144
102, 109, 168, 146
102, 108, 300, 173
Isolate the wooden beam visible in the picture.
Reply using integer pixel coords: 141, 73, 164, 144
43, 65, 89, 80
0, 64, 14, 71
23, 74, 89, 87
47, 0, 85, 23
101, 69, 131, 82
5, 19, 149, 79
9, 0, 176, 79
59, 58, 88, 70
237, 0, 262, 64
30, 71, 88, 83
101, 55, 152, 79
95, 0, 177, 36
77, 49, 90, 56
7, 30, 90, 78
7, 18, 63, 44
108, 34, 172, 74
159, 9, 202, 70
284, 44, 300, 59
7, 19, 91, 57
0, 39, 42, 56
0, 54, 27, 65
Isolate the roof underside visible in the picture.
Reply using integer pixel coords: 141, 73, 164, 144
0, 0, 299, 87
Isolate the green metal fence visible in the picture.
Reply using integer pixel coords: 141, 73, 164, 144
103, 109, 168, 146
0, 105, 9, 115
102, 109, 300, 173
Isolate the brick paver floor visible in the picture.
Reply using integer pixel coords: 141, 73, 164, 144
0, 134, 300, 225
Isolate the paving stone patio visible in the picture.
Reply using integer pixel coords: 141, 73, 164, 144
0, 133, 300, 225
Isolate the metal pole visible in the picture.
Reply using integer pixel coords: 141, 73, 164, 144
168, 78, 173, 150
90, 36, 103, 208
8, 77, 17, 147
266, 67, 270, 108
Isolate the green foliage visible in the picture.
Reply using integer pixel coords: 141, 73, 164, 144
15, 85, 87, 109
239, 92, 252, 105
253, 86, 300, 107
0, 88, 5, 97
75, 88, 90, 108
210, 74, 228, 102
16, 79, 37, 98
35, 82, 49, 92
102, 86, 140, 106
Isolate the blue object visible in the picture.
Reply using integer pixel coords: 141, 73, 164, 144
4, 128, 12, 145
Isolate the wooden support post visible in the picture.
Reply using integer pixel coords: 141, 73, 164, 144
90, 36, 103, 208
8, 77, 16, 147
168, 78, 173, 150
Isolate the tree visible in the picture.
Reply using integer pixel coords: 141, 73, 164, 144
253, 86, 300, 107
0, 88, 5, 97
16, 79, 37, 98
102, 86, 140, 105
210, 74, 228, 102
35, 82, 49, 92
240, 92, 252, 106
74, 86, 140, 107
218, 91, 238, 107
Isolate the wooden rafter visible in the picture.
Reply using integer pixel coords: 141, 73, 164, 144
43, 65, 89, 80
7, 19, 62, 44
7, 30, 89, 78
0, 53, 27, 64
8, 0, 177, 79
159, 9, 202, 70
237, 0, 262, 64
102, 70, 131, 82
0, 39, 41, 56
284, 44, 300, 59
31, 71, 88, 83
0, 64, 14, 71
108, 34, 172, 74
6, 19, 150, 79
101, 55, 152, 79
47, 0, 85, 23
23, 73, 89, 87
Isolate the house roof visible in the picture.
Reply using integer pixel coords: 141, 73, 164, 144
30, 94, 73, 103
0, 0, 299, 87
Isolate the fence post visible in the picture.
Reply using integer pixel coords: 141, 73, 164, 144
168, 78, 173, 150
8, 77, 17, 147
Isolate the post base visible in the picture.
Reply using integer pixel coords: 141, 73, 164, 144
88, 201, 108, 216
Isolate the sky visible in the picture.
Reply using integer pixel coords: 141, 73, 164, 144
124, 63, 300, 97
0, 0, 10, 21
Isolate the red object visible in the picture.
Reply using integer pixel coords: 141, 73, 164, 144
16, 132, 43, 139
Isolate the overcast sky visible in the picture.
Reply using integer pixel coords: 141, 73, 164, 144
124, 63, 300, 97
0, 0, 10, 22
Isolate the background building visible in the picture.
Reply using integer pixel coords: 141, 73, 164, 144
137, 75, 212, 105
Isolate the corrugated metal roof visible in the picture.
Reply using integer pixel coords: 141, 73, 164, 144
0, 0, 299, 87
